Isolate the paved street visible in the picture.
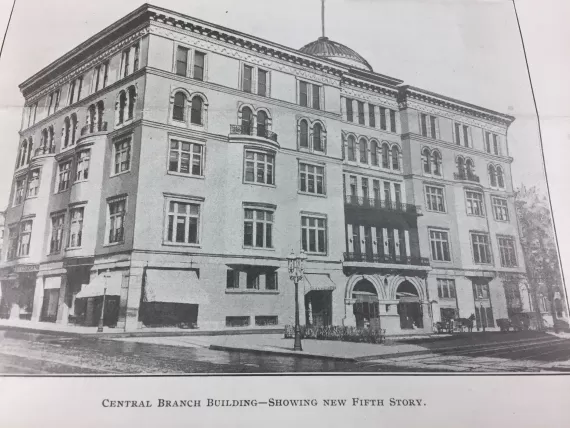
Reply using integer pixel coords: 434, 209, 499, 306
1, 329, 570, 374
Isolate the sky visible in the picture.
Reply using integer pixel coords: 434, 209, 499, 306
0, 0, 552, 211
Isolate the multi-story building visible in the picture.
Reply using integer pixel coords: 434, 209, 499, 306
0, 4, 527, 333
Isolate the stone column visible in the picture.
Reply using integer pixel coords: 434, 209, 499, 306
124, 264, 145, 332
56, 273, 69, 324
343, 299, 356, 327
31, 275, 44, 322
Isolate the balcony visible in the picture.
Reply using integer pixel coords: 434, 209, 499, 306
33, 146, 56, 157
453, 171, 480, 183
230, 124, 278, 143
344, 252, 430, 267
80, 121, 108, 136
344, 195, 421, 215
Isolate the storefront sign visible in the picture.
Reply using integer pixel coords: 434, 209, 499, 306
13, 264, 40, 273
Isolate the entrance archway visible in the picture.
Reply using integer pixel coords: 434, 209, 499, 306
396, 281, 423, 330
352, 279, 380, 329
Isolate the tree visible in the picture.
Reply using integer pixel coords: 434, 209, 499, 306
515, 185, 567, 329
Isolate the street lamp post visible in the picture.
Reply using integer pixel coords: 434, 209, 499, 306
287, 250, 307, 352
480, 301, 486, 333
97, 272, 111, 333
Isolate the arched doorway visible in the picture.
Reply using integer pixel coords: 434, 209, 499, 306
396, 281, 423, 330
352, 279, 380, 329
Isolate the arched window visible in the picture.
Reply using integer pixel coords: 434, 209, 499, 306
127, 86, 136, 120
313, 122, 323, 151
488, 165, 497, 187
88, 104, 96, 132
432, 150, 442, 176
359, 138, 368, 163
26, 138, 33, 162
456, 156, 465, 177
422, 148, 431, 173
70, 114, 78, 145
382, 143, 390, 168
63, 117, 70, 148
97, 101, 104, 131
172, 91, 185, 122
18, 141, 27, 167
117, 90, 128, 124
370, 141, 379, 166
48, 126, 54, 151
466, 158, 475, 180
256, 110, 268, 137
241, 107, 253, 135
497, 166, 505, 188
41, 128, 49, 152
391, 145, 400, 170
190, 96, 203, 125
299, 119, 309, 148
347, 135, 356, 161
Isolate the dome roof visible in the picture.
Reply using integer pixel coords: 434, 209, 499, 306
299, 37, 373, 72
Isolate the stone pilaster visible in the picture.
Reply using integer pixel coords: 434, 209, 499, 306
31, 275, 44, 322
123, 264, 145, 332
56, 273, 69, 324
343, 299, 356, 326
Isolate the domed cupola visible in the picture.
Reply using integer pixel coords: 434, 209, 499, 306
300, 36, 373, 72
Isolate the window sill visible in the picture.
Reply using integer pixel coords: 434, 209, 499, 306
424, 209, 447, 214
242, 246, 275, 252
110, 170, 131, 178
493, 218, 510, 223
162, 242, 201, 248
73, 179, 89, 185
243, 181, 276, 188
304, 251, 328, 257
103, 242, 124, 248
48, 251, 62, 256
225, 289, 279, 295
54, 189, 70, 195
466, 214, 486, 218
167, 171, 205, 180
65, 246, 82, 251
297, 191, 326, 198
25, 195, 39, 200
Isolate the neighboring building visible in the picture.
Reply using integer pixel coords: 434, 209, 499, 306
0, 209, 5, 265
0, 5, 525, 333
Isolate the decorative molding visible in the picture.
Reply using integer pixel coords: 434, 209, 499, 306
341, 79, 399, 104
149, 23, 341, 87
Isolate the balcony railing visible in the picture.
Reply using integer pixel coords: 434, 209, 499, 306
33, 145, 56, 157
230, 124, 278, 142
80, 121, 108, 136
344, 194, 420, 214
453, 171, 480, 183
344, 252, 430, 266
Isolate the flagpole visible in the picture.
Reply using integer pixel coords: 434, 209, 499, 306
321, 0, 325, 38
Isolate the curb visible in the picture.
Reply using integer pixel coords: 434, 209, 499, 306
0, 325, 85, 338
208, 344, 358, 362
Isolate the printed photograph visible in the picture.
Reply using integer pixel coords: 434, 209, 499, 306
0, 0, 568, 374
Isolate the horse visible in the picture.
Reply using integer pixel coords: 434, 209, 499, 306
455, 314, 476, 333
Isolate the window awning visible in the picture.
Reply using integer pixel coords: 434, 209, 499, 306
44, 276, 62, 290
143, 269, 208, 304
75, 271, 123, 299
304, 274, 336, 294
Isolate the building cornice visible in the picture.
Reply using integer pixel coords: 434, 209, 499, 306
398, 86, 515, 127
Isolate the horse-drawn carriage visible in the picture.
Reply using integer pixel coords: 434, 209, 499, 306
435, 314, 475, 334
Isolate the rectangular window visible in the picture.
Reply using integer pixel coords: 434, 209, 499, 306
121, 49, 130, 78
226, 270, 239, 289
244, 208, 273, 248
17, 221, 33, 257
301, 215, 327, 254
299, 81, 308, 107
176, 46, 189, 76
50, 214, 65, 254
390, 109, 397, 132
471, 233, 493, 264
466, 191, 485, 216
75, 150, 90, 181
165, 200, 200, 245
425, 185, 445, 212
226, 316, 250, 327
246, 272, 260, 290
493, 134, 500, 155
498, 236, 518, 267
102, 62, 109, 89
76, 76, 83, 102
26, 169, 40, 198
373, 179, 381, 201
193, 51, 205, 81
455, 123, 470, 146
244, 150, 275, 185
133, 43, 140, 72
255, 315, 278, 326
243, 65, 253, 93
420, 114, 437, 138
312, 84, 320, 109
47, 92, 55, 116
168, 139, 203, 177
68, 207, 84, 248
492, 197, 509, 221
54, 89, 61, 112
258, 69, 268, 96
429, 229, 451, 262
368, 104, 376, 127
7, 226, 19, 260
113, 137, 131, 175
57, 161, 72, 192
361, 177, 369, 199
380, 108, 387, 130
346, 98, 353, 122
13, 178, 25, 205
357, 101, 365, 125
299, 163, 325, 195
394, 183, 402, 206
349, 176, 357, 197
108, 199, 126, 244
474, 283, 490, 300
266, 272, 278, 291
437, 278, 456, 299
